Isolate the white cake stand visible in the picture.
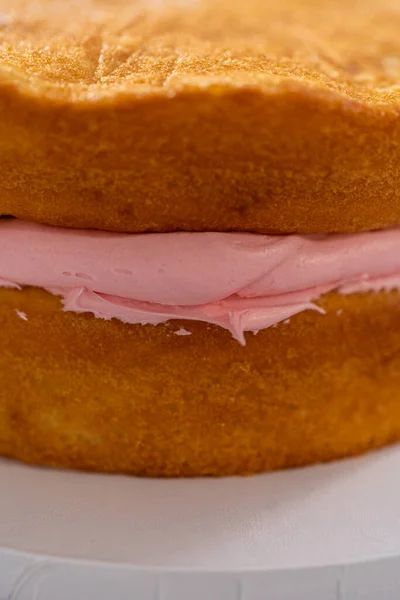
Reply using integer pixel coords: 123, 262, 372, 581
1, 446, 400, 600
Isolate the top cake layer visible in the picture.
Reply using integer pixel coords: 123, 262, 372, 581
2, 0, 400, 233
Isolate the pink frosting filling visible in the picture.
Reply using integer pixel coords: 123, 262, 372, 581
1, 220, 400, 344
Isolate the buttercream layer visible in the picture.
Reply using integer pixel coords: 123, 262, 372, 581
1, 220, 400, 343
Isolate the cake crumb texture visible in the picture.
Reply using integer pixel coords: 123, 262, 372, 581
1, 286, 400, 477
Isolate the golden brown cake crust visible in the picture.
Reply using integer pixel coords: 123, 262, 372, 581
2, 0, 400, 233
1, 286, 400, 477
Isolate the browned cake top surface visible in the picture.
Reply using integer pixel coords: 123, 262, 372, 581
3, 0, 400, 234
1, 0, 400, 105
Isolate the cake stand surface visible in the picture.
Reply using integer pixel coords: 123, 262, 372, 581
1, 446, 400, 600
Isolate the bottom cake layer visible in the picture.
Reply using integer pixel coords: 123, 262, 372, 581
1, 286, 400, 477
